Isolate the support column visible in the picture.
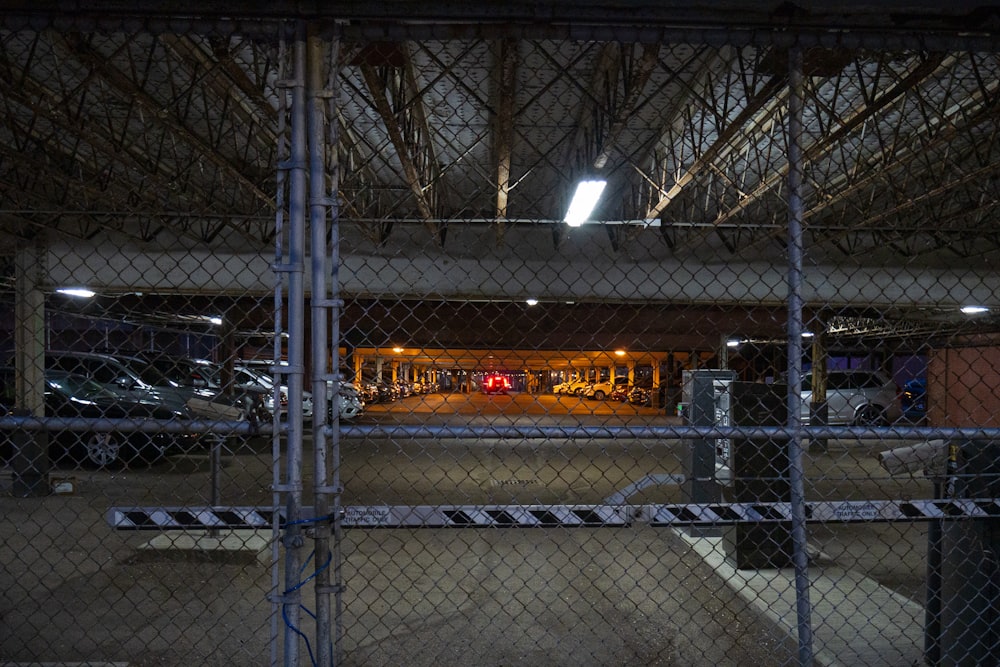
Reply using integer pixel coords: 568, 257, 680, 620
652, 360, 662, 409
12, 240, 49, 497
810, 312, 829, 452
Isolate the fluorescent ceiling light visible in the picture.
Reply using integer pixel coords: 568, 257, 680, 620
801, 332, 814, 338
56, 287, 95, 298
208, 316, 223, 326
526, 298, 538, 306
726, 339, 740, 347
961, 305, 988, 314
563, 179, 607, 227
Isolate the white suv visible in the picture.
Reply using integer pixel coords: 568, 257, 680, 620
800, 369, 900, 426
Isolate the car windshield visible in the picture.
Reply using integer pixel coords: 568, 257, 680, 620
47, 371, 121, 402
123, 358, 178, 387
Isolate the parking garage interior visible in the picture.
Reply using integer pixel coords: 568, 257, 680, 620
3, 3, 1000, 666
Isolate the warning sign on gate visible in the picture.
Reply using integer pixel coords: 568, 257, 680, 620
343, 506, 392, 526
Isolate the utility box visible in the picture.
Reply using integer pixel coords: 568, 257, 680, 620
928, 439, 1000, 666
681, 370, 736, 537
722, 381, 792, 569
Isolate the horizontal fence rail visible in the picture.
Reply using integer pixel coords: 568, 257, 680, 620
105, 498, 1000, 530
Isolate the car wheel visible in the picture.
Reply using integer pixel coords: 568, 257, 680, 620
854, 404, 885, 427
84, 432, 122, 468
594, 390, 606, 400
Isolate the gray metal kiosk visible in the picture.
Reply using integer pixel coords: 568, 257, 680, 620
681, 370, 792, 568
681, 370, 735, 537
722, 381, 791, 569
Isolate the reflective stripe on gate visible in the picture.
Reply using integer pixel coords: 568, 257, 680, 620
106, 498, 1000, 530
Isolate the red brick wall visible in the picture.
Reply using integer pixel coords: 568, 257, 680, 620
928, 347, 1000, 427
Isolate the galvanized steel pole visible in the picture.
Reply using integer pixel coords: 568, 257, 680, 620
786, 44, 815, 666
282, 20, 308, 667
307, 25, 335, 667
324, 31, 346, 666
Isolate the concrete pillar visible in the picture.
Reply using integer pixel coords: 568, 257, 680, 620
652, 360, 662, 408
13, 241, 49, 497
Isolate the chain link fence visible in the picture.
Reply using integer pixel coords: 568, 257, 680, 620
2, 9, 1000, 667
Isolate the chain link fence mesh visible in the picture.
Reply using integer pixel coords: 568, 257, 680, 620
1, 11, 999, 667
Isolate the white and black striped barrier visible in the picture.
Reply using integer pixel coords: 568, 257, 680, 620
106, 498, 1000, 531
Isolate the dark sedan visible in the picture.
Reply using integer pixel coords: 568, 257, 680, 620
1, 368, 188, 468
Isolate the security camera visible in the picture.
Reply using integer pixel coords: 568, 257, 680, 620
878, 439, 948, 477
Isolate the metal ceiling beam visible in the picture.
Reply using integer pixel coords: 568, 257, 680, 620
359, 45, 445, 246
57, 32, 276, 211
492, 38, 518, 245
641, 60, 786, 221
709, 51, 948, 230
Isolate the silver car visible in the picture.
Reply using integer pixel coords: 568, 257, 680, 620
800, 369, 900, 426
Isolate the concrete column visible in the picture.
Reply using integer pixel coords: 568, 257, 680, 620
15, 242, 45, 417
652, 360, 662, 408
13, 241, 49, 496
810, 312, 829, 451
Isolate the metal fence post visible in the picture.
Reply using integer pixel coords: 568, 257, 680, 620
786, 44, 815, 667
307, 24, 338, 667
282, 20, 309, 667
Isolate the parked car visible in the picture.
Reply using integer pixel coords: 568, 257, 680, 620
45, 351, 255, 441
800, 369, 901, 426
233, 363, 314, 422
328, 379, 365, 421
364, 381, 397, 404
555, 378, 590, 396
583, 379, 627, 400
628, 386, 652, 406
46, 351, 198, 419
552, 380, 572, 395
609, 385, 630, 402
0, 367, 189, 468
482, 373, 511, 394
127, 353, 267, 428
901, 378, 927, 422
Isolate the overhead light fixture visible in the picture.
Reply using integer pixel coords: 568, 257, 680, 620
563, 179, 607, 227
208, 316, 223, 326
726, 339, 740, 348
56, 287, 96, 298
801, 332, 814, 338
961, 305, 989, 314
393, 346, 404, 353
526, 298, 538, 306
614, 349, 626, 357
